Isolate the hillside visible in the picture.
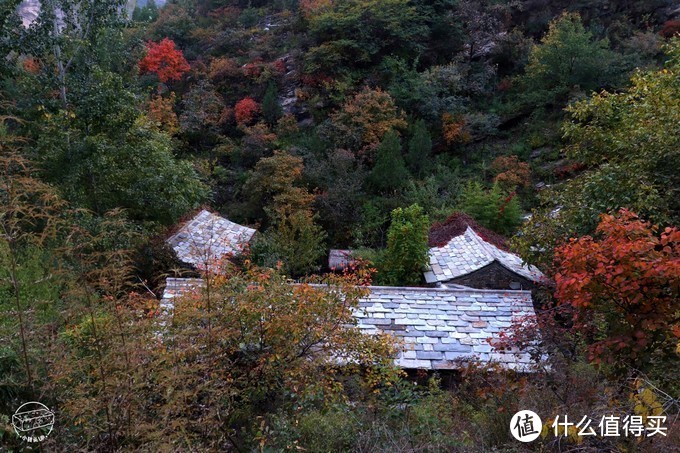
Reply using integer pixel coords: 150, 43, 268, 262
1, 0, 678, 450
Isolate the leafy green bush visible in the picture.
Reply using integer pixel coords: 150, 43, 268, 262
460, 181, 522, 236
265, 376, 467, 452
238, 8, 262, 28
286, 406, 361, 451
369, 130, 410, 193
377, 204, 429, 286
406, 119, 432, 178
519, 12, 619, 107
250, 210, 327, 277
306, 0, 427, 72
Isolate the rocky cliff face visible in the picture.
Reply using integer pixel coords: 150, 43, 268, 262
16, 0, 41, 28
136, 0, 167, 6
16, 0, 166, 26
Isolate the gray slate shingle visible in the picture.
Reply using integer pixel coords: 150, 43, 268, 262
423, 226, 545, 285
328, 249, 355, 270
356, 285, 534, 370
160, 279, 536, 371
160, 278, 205, 311
167, 210, 256, 271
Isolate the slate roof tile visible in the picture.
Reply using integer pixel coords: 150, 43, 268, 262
424, 226, 546, 285
328, 249, 356, 270
160, 278, 205, 310
167, 210, 256, 271
160, 279, 536, 371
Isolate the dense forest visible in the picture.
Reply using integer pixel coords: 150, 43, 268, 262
0, 0, 678, 450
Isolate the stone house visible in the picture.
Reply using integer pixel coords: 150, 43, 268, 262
159, 211, 540, 371
328, 249, 356, 271
424, 213, 546, 291
160, 278, 535, 371
166, 209, 256, 272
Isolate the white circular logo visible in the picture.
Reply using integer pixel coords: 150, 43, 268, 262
12, 401, 54, 443
510, 410, 542, 442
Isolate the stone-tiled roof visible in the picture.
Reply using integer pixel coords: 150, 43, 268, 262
160, 277, 205, 311
167, 210, 256, 271
355, 286, 534, 370
159, 278, 535, 370
329, 249, 355, 270
424, 226, 545, 285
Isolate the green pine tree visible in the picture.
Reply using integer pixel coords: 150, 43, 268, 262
369, 130, 410, 193
378, 204, 430, 286
406, 119, 432, 178
261, 82, 283, 126
460, 181, 522, 236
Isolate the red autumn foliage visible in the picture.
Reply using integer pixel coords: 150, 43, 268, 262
301, 73, 332, 87
242, 58, 264, 78
138, 38, 190, 83
498, 191, 517, 217
554, 161, 586, 179
491, 305, 574, 364
497, 77, 512, 92
235, 97, 260, 125
428, 212, 508, 249
554, 209, 680, 370
339, 256, 377, 287
22, 57, 40, 74
659, 20, 680, 39
491, 155, 531, 191
273, 58, 286, 74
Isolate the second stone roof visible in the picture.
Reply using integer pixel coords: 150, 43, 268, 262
167, 209, 256, 271
424, 226, 545, 285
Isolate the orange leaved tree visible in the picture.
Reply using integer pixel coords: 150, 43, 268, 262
138, 38, 190, 83
235, 97, 260, 126
139, 264, 399, 448
554, 209, 680, 374
491, 155, 531, 192
330, 87, 407, 155
49, 259, 398, 450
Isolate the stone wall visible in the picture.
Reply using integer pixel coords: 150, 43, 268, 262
449, 261, 536, 291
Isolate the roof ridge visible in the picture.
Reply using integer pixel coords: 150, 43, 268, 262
425, 224, 546, 284
470, 229, 545, 282
159, 277, 537, 371
166, 209, 257, 270
465, 226, 515, 273
464, 225, 497, 258
161, 278, 534, 296
361, 284, 531, 295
